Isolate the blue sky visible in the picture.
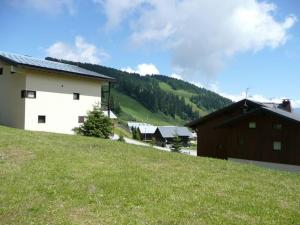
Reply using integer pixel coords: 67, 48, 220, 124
1, 0, 300, 106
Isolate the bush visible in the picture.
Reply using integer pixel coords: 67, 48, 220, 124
118, 135, 125, 142
75, 104, 113, 139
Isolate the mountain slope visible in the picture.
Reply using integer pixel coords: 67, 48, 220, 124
112, 89, 184, 125
46, 57, 232, 125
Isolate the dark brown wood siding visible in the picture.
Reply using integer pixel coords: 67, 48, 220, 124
195, 110, 300, 165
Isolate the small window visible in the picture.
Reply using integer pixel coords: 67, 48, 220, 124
73, 93, 80, 100
249, 122, 256, 129
0, 68, 3, 75
38, 115, 46, 124
21, 90, 36, 99
273, 141, 282, 151
239, 137, 245, 145
78, 116, 85, 123
217, 144, 223, 149
273, 124, 282, 130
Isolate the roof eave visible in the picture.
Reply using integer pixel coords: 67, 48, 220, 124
20, 64, 116, 82
186, 99, 262, 128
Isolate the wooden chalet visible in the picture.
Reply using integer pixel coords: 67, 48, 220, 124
187, 99, 300, 166
154, 126, 192, 147
137, 125, 157, 141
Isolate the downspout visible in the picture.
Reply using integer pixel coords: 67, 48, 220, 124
108, 81, 111, 118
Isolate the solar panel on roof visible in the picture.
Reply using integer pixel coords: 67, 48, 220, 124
0, 51, 114, 81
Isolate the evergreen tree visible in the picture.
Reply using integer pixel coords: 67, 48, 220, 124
171, 135, 182, 153
75, 104, 113, 139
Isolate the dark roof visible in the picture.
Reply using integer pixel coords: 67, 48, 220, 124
261, 106, 300, 123
0, 51, 115, 81
186, 99, 262, 127
187, 99, 300, 128
156, 126, 192, 138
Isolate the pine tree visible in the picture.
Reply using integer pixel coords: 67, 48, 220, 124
171, 135, 182, 153
75, 104, 113, 139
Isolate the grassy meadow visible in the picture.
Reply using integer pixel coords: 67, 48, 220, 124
0, 125, 300, 224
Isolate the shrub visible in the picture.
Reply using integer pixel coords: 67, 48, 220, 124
118, 135, 125, 142
171, 135, 182, 153
75, 104, 113, 139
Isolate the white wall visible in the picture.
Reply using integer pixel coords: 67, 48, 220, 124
24, 69, 103, 134
0, 61, 26, 129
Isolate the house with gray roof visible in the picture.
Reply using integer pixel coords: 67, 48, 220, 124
187, 98, 300, 166
0, 51, 114, 134
137, 125, 157, 141
154, 126, 192, 147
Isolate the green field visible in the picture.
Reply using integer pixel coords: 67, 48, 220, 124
1, 126, 300, 224
113, 89, 184, 125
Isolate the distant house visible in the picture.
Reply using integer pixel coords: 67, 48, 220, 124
154, 126, 192, 147
103, 110, 118, 119
0, 51, 115, 134
187, 99, 300, 166
127, 122, 151, 129
137, 125, 157, 141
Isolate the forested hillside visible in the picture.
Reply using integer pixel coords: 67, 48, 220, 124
46, 57, 232, 124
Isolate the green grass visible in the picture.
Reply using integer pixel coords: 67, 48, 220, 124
114, 125, 132, 138
159, 82, 207, 116
113, 89, 184, 125
1, 126, 300, 224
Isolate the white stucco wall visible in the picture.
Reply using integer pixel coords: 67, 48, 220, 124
0, 61, 26, 129
24, 69, 103, 134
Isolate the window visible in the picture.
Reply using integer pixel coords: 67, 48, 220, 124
78, 116, 85, 123
217, 144, 223, 149
38, 115, 46, 124
0, 68, 3, 75
249, 122, 256, 129
239, 137, 245, 145
73, 93, 80, 100
273, 141, 282, 151
21, 90, 36, 99
273, 124, 282, 130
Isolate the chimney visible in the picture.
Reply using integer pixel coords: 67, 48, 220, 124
279, 99, 292, 112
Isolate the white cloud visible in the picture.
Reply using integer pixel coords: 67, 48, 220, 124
191, 81, 204, 88
98, 0, 296, 77
46, 36, 110, 64
94, 0, 146, 29
219, 91, 300, 108
121, 63, 160, 76
10, 0, 76, 15
170, 73, 183, 80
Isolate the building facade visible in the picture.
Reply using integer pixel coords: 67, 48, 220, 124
0, 52, 114, 134
154, 126, 192, 147
187, 99, 300, 166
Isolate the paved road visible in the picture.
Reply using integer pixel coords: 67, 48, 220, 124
111, 134, 197, 156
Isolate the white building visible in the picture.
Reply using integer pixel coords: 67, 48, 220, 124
0, 51, 115, 134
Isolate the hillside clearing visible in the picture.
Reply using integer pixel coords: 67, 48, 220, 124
158, 82, 207, 116
112, 89, 184, 125
0, 126, 299, 224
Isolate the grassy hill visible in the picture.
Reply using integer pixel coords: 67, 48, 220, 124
1, 126, 300, 224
